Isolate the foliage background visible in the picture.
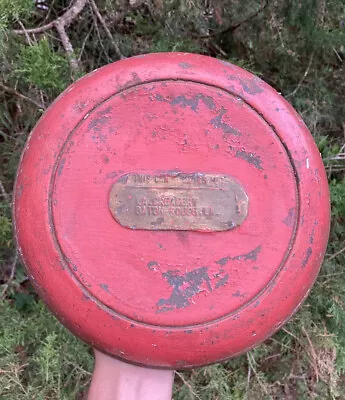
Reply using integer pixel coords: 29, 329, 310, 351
0, 0, 344, 398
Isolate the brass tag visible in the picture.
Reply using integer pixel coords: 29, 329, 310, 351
109, 173, 248, 231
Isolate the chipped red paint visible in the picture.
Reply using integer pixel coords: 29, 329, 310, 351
13, 53, 330, 368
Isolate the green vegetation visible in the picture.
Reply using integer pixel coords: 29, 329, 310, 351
0, 0, 344, 398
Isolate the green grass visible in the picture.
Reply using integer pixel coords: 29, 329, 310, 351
0, 0, 344, 398
0, 301, 93, 400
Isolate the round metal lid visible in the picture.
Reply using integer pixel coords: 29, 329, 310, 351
14, 53, 330, 368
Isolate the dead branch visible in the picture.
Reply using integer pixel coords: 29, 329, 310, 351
58, 0, 88, 28
13, 20, 55, 35
0, 178, 10, 203
0, 82, 45, 109
246, 359, 252, 396
325, 143, 345, 161
16, 20, 33, 45
54, 0, 88, 73
77, 25, 94, 62
13, 0, 88, 73
247, 352, 272, 398
13, 0, 87, 34
286, 53, 314, 98
201, 1, 268, 38
90, 8, 112, 63
175, 371, 201, 400
0, 178, 18, 300
328, 245, 345, 261
55, 20, 79, 72
302, 326, 320, 382
89, 0, 124, 59
1, 251, 18, 299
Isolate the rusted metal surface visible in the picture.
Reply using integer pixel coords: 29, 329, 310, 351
109, 172, 248, 231
13, 53, 330, 369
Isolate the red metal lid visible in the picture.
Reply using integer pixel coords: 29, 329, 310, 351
14, 53, 330, 368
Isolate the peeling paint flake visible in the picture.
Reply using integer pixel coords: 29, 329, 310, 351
156, 265, 228, 312
210, 107, 241, 136
154, 93, 216, 113
302, 247, 312, 268
236, 150, 263, 170
100, 283, 109, 292
283, 208, 296, 228
215, 274, 229, 289
179, 62, 191, 69
233, 245, 262, 261
147, 261, 160, 271
216, 245, 262, 266
241, 78, 264, 95
88, 116, 111, 132
215, 256, 230, 266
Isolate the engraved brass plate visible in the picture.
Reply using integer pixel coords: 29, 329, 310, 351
109, 173, 248, 231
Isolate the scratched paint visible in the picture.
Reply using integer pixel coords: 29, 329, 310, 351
153, 92, 216, 112
210, 107, 241, 136
216, 245, 262, 266
301, 247, 313, 268
157, 267, 229, 312
240, 78, 264, 95
235, 149, 263, 170
179, 62, 191, 69
283, 208, 296, 227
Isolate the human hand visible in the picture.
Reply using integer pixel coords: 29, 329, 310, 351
87, 349, 174, 400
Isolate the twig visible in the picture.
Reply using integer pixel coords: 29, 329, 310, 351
175, 371, 201, 400
13, 0, 87, 35
282, 327, 301, 343
54, 0, 88, 73
325, 143, 345, 161
1, 251, 18, 299
286, 53, 314, 98
0, 178, 19, 299
201, 1, 268, 38
0, 178, 10, 203
78, 25, 94, 62
13, 0, 88, 73
13, 20, 55, 35
332, 46, 343, 63
270, 337, 294, 352
90, 8, 112, 63
0, 363, 28, 375
41, 0, 56, 25
56, 0, 87, 28
246, 361, 252, 398
16, 20, 33, 45
247, 352, 272, 399
88, 0, 124, 59
55, 20, 79, 72
0, 82, 45, 109
301, 326, 319, 382
328, 245, 345, 261
319, 271, 345, 278
209, 41, 228, 57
